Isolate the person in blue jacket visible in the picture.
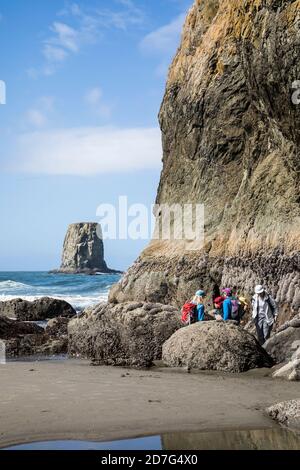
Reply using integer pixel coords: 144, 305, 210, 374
222, 288, 232, 321
192, 290, 206, 321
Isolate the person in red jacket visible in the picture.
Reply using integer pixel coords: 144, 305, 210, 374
213, 295, 225, 321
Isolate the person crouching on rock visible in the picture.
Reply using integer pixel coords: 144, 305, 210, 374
213, 295, 225, 321
192, 290, 206, 322
252, 285, 278, 345
222, 288, 233, 321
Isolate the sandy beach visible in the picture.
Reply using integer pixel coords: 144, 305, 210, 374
0, 359, 299, 448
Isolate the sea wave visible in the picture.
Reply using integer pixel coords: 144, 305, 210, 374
0, 280, 33, 291
0, 293, 108, 310
0, 272, 120, 311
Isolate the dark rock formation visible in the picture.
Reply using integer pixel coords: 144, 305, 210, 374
0, 297, 76, 321
267, 400, 300, 430
68, 301, 182, 368
109, 0, 300, 318
55, 222, 120, 274
45, 317, 69, 337
4, 335, 68, 357
0, 317, 44, 339
264, 314, 300, 363
162, 322, 273, 372
0, 315, 70, 358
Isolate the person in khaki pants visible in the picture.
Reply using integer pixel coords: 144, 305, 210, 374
252, 285, 278, 345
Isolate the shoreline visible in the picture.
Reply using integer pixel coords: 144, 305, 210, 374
1, 359, 299, 448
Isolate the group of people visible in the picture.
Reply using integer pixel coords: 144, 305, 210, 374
181, 285, 278, 345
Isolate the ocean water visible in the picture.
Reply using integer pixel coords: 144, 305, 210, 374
0, 272, 122, 311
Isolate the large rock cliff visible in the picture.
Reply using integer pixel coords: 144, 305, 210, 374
57, 223, 117, 274
110, 0, 300, 316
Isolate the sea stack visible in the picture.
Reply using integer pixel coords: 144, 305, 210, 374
110, 0, 300, 317
57, 223, 117, 274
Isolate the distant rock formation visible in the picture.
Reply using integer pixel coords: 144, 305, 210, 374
110, 0, 300, 318
55, 223, 120, 275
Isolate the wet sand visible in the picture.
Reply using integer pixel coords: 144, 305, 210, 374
0, 359, 299, 448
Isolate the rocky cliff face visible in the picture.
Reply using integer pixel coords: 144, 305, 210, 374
58, 223, 114, 274
110, 0, 300, 316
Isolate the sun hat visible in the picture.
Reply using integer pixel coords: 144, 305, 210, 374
196, 290, 206, 297
255, 285, 265, 294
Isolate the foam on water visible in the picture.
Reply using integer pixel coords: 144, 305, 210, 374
0, 294, 109, 310
0, 280, 32, 290
0, 272, 122, 311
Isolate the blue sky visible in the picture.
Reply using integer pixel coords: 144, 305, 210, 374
0, 0, 192, 271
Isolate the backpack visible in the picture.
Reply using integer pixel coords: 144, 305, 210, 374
231, 298, 240, 320
266, 297, 276, 316
181, 302, 197, 326
238, 303, 246, 320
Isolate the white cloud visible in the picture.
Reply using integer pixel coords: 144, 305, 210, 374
50, 22, 79, 52
11, 127, 162, 175
84, 87, 113, 119
85, 87, 103, 105
93, 0, 145, 31
140, 14, 185, 55
42, 20, 93, 67
31, 1, 145, 76
140, 13, 186, 77
38, 96, 55, 112
26, 109, 47, 127
26, 67, 40, 79
43, 44, 68, 62
25, 96, 55, 128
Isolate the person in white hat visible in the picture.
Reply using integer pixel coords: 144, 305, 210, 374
252, 285, 278, 345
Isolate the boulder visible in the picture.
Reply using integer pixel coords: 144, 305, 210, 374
272, 344, 300, 381
264, 316, 300, 364
68, 301, 182, 368
45, 317, 70, 337
4, 335, 68, 358
0, 297, 76, 321
4, 335, 48, 357
0, 316, 44, 339
162, 322, 273, 373
0, 315, 68, 358
267, 400, 300, 430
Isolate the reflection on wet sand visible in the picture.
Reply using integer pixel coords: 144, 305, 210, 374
162, 428, 300, 450
3, 428, 300, 450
